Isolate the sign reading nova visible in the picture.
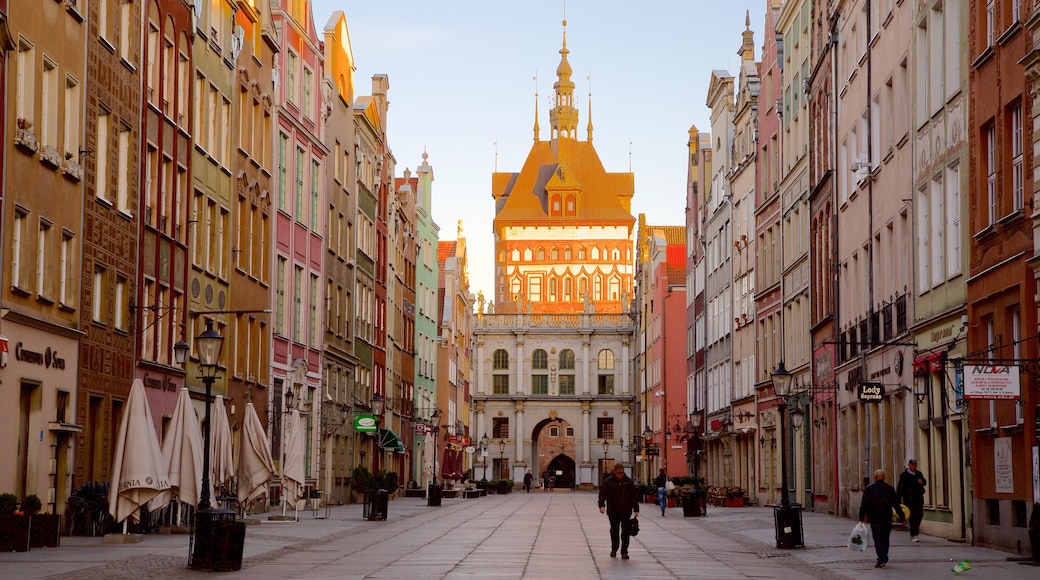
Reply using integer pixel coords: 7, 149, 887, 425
964, 364, 1021, 400
354, 415, 378, 433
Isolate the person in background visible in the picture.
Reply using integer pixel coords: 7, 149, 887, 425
598, 463, 640, 560
523, 469, 534, 493
859, 469, 906, 568
896, 458, 927, 542
654, 468, 668, 516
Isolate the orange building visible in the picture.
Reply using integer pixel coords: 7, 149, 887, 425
491, 21, 634, 316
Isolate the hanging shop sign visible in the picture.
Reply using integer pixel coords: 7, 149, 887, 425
354, 415, 378, 433
964, 364, 1021, 400
857, 382, 885, 403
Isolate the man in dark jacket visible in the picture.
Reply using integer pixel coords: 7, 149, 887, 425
896, 459, 927, 542
859, 469, 906, 568
598, 463, 640, 559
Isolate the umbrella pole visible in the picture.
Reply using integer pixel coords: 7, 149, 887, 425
123, 520, 128, 534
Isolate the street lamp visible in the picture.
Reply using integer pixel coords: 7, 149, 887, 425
689, 412, 702, 486
480, 434, 489, 481
194, 322, 224, 512
497, 439, 505, 479
789, 405, 805, 431
371, 395, 384, 474
771, 360, 803, 549
642, 427, 653, 480
429, 410, 441, 507
602, 439, 609, 469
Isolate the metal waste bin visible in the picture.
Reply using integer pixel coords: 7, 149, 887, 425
189, 509, 246, 571
427, 484, 442, 507
367, 489, 388, 521
682, 489, 705, 517
774, 503, 804, 549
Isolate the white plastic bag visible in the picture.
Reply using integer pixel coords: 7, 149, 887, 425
847, 522, 869, 552
665, 479, 676, 492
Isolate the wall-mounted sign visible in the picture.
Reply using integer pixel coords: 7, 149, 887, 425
857, 382, 885, 403
354, 415, 377, 433
964, 364, 1021, 400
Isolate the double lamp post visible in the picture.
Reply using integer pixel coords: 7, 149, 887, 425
770, 360, 805, 549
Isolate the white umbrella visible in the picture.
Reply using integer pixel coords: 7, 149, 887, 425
281, 409, 306, 511
211, 396, 234, 492
237, 402, 275, 504
109, 379, 170, 524
151, 387, 208, 511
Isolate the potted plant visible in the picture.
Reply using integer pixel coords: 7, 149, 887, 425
0, 493, 30, 552
350, 466, 372, 503
384, 472, 399, 499
27, 495, 59, 548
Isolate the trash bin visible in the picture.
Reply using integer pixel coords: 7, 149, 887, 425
428, 483, 442, 507
367, 489, 388, 521
190, 510, 246, 571
774, 503, 804, 549
682, 489, 705, 517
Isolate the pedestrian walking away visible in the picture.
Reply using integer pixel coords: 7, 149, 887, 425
598, 463, 640, 560
524, 469, 534, 493
542, 469, 550, 492
896, 458, 927, 542
859, 468, 906, 568
654, 468, 668, 516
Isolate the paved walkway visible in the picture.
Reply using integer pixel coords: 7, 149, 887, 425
1, 491, 1037, 579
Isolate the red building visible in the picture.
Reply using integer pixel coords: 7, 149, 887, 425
967, 0, 1037, 552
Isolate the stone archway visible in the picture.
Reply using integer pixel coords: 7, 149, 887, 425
532, 417, 574, 487
545, 454, 576, 490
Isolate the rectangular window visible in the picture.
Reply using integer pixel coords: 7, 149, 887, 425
120, 1, 132, 60
116, 128, 130, 213
293, 264, 303, 342
275, 256, 286, 335
597, 418, 615, 439
96, 112, 110, 201
1012, 105, 1024, 212
986, 0, 995, 47
303, 68, 312, 118
60, 231, 75, 306
146, 23, 158, 100
531, 375, 548, 395
986, 125, 997, 225
42, 59, 58, 147
311, 160, 320, 227
278, 133, 288, 210
64, 77, 80, 158
295, 147, 304, 219
946, 164, 962, 277
16, 40, 34, 124
930, 176, 944, 288
309, 273, 319, 345
115, 276, 128, 330
598, 374, 615, 395
37, 221, 51, 299
286, 52, 297, 104
492, 418, 509, 439
92, 267, 106, 322
559, 374, 575, 395
493, 374, 510, 395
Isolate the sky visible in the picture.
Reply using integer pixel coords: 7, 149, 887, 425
311, 0, 766, 296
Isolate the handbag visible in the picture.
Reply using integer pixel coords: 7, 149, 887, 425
625, 517, 640, 536
665, 479, 675, 492
847, 522, 869, 552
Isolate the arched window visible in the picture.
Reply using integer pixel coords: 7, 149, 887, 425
565, 247, 573, 260
597, 349, 615, 395
564, 277, 572, 301
559, 349, 575, 369
493, 349, 509, 369
531, 349, 548, 394
532, 349, 548, 370
597, 349, 615, 370
549, 277, 558, 300
558, 349, 576, 395
591, 247, 600, 260
524, 248, 533, 261
579, 276, 588, 299
611, 248, 620, 260
594, 276, 603, 300
537, 248, 545, 261
578, 247, 586, 260
551, 248, 559, 260
511, 248, 520, 261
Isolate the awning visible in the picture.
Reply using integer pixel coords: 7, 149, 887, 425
378, 428, 405, 452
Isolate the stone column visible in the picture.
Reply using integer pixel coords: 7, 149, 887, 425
621, 336, 631, 395
582, 401, 592, 464
476, 337, 485, 395
582, 332, 591, 395
515, 333, 525, 395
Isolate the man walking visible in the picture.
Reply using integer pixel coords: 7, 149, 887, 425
896, 458, 927, 542
859, 469, 906, 568
598, 463, 640, 560
523, 469, 534, 493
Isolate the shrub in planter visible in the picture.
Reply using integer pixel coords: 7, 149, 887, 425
21, 495, 42, 516
0, 494, 29, 552
0, 494, 17, 515
384, 472, 399, 494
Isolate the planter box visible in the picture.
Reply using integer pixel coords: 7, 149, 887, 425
666, 497, 678, 508
463, 490, 480, 499
0, 514, 30, 552
441, 489, 459, 499
29, 514, 60, 548
403, 488, 425, 498
724, 496, 745, 508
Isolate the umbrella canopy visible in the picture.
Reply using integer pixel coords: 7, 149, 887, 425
109, 379, 170, 524
281, 409, 306, 508
211, 396, 234, 491
441, 448, 464, 480
237, 402, 275, 504
151, 388, 208, 511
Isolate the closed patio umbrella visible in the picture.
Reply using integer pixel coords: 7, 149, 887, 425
281, 409, 306, 511
238, 402, 275, 504
109, 379, 170, 524
211, 396, 234, 493
151, 387, 208, 512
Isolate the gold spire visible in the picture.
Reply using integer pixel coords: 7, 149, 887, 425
586, 73, 593, 142
551, 19, 578, 140
533, 73, 540, 142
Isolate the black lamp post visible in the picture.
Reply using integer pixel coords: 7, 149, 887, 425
430, 410, 441, 487
602, 439, 609, 469
497, 439, 505, 479
480, 433, 489, 481
771, 360, 803, 549
642, 427, 653, 482
689, 412, 702, 486
371, 395, 384, 475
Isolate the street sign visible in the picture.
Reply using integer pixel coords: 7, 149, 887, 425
964, 364, 1021, 399
354, 415, 377, 433
857, 382, 884, 403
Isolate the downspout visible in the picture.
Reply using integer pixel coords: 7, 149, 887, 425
829, 11, 842, 518
864, 0, 875, 490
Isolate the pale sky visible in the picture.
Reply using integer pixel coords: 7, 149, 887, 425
311, 0, 765, 296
